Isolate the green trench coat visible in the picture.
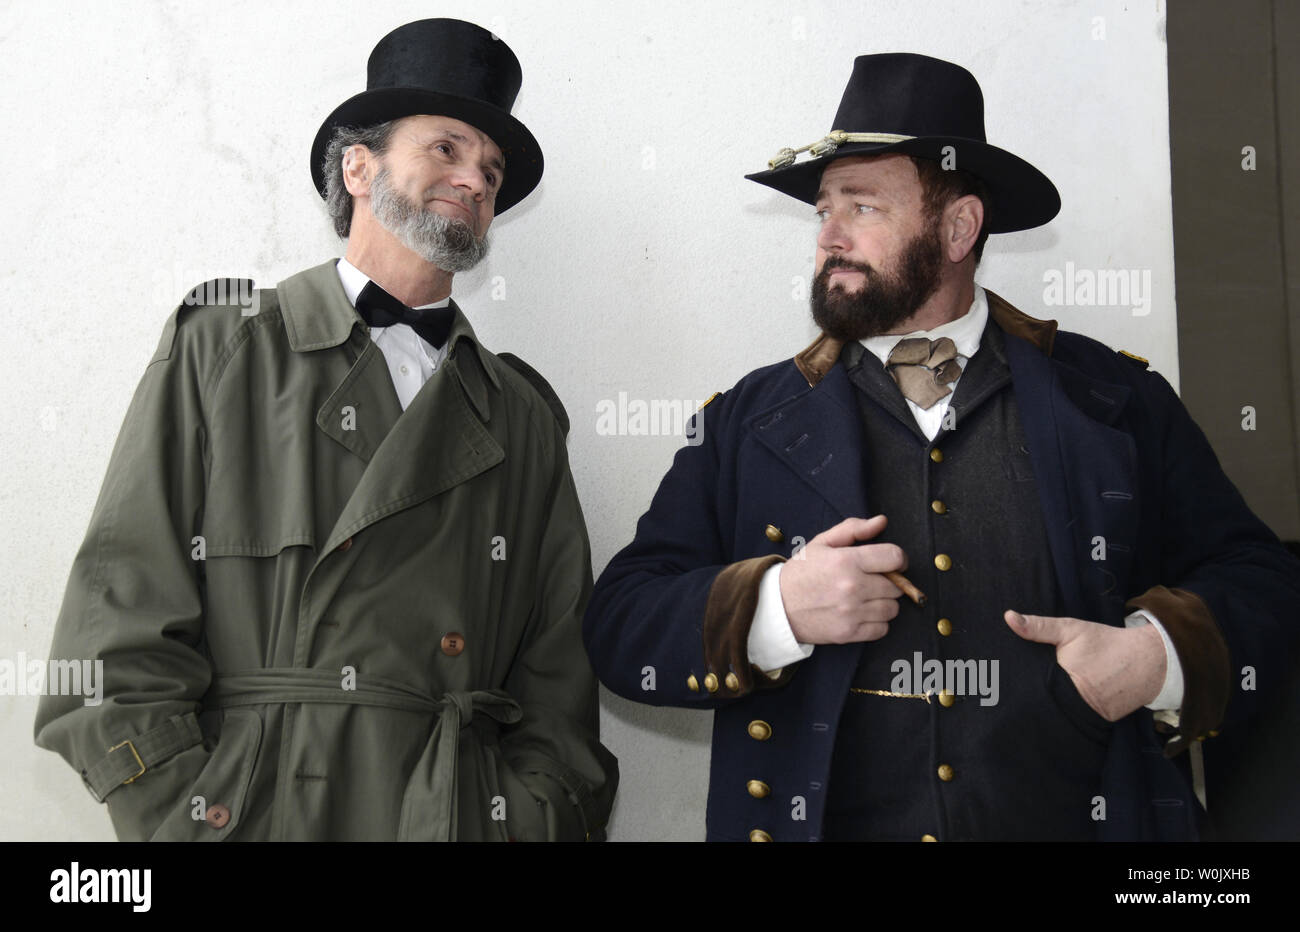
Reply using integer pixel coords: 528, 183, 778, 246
35, 259, 618, 841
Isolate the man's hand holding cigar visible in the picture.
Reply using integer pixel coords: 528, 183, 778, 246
778, 515, 912, 644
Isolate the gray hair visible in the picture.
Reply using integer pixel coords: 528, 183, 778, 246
322, 120, 401, 239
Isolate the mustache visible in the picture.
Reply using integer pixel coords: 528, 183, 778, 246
820, 256, 874, 276
424, 188, 474, 211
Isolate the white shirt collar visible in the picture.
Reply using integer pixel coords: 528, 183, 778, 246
861, 283, 988, 366
335, 257, 451, 310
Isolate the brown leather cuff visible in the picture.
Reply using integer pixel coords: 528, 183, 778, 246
1126, 585, 1230, 757
702, 555, 796, 697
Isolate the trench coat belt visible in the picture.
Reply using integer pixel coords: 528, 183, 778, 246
210, 668, 523, 841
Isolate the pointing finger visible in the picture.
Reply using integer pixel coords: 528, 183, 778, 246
813, 514, 887, 549
1005, 610, 1063, 645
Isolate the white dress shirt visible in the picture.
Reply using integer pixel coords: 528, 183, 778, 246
747, 284, 1184, 710
335, 257, 451, 411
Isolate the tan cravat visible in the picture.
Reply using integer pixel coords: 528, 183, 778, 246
885, 337, 963, 409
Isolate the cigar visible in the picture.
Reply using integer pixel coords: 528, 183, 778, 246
885, 571, 927, 607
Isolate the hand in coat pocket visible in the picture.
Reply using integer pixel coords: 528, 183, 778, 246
1005, 610, 1166, 722
144, 710, 263, 841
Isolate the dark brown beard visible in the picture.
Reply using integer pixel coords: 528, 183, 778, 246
810, 220, 945, 341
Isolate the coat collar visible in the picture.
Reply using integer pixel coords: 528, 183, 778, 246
276, 258, 502, 399
793, 286, 1058, 387
276, 260, 508, 561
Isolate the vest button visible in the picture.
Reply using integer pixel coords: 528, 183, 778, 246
937, 764, 955, 782
687, 674, 700, 692
934, 553, 952, 571
921, 833, 938, 843
725, 672, 741, 691
764, 524, 784, 543
930, 448, 944, 463
748, 720, 772, 741
703, 673, 720, 693
938, 690, 956, 708
749, 829, 773, 843
747, 780, 771, 799
937, 618, 953, 636
931, 499, 947, 514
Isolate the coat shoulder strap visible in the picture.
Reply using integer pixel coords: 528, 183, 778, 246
497, 352, 570, 437
152, 278, 261, 365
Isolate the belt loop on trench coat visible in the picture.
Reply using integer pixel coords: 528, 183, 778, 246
210, 670, 523, 841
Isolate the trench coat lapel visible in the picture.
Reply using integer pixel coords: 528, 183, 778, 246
279, 259, 404, 464
318, 321, 505, 555
275, 261, 506, 557
316, 342, 404, 464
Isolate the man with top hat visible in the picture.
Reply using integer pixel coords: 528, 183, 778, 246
583, 53, 1300, 841
35, 18, 617, 841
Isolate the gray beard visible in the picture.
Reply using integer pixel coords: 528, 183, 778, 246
368, 167, 490, 272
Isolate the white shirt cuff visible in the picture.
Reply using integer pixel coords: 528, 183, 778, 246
1125, 609, 1185, 710
747, 563, 814, 673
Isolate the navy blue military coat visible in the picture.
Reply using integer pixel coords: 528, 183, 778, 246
583, 291, 1300, 842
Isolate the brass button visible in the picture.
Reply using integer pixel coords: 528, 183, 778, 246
930, 448, 944, 463
703, 673, 719, 693
725, 672, 741, 691
1208, 730, 1219, 737
921, 833, 938, 843
748, 829, 773, 843
764, 524, 784, 543
335, 536, 353, 553
687, 674, 700, 692
931, 500, 947, 514
934, 553, 952, 571
205, 803, 231, 829
747, 720, 772, 741
938, 690, 955, 708
937, 764, 954, 782
440, 632, 465, 656
937, 618, 953, 636
746, 780, 771, 799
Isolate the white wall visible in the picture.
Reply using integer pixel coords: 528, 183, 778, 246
1, 0, 1175, 841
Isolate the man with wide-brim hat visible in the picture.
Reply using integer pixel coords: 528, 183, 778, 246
36, 17, 618, 841
584, 52, 1299, 841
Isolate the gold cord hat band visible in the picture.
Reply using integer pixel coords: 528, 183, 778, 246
766, 130, 916, 170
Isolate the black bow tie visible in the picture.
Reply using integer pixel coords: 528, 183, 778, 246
355, 280, 455, 350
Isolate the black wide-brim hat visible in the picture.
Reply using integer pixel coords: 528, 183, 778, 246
311, 18, 543, 215
745, 53, 1059, 233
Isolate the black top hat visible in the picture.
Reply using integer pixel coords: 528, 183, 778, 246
311, 18, 543, 214
745, 53, 1059, 233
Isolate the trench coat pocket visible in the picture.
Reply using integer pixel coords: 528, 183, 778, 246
469, 739, 586, 841
150, 709, 262, 841
490, 747, 552, 842
523, 769, 589, 841
1045, 658, 1113, 746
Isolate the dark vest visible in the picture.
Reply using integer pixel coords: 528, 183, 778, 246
823, 318, 1111, 841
